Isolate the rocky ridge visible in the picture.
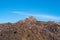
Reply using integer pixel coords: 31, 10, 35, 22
0, 16, 60, 40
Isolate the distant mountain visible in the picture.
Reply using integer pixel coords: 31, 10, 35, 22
0, 16, 60, 40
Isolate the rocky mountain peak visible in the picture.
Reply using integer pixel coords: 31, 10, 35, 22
28, 16, 36, 19
0, 16, 60, 40
17, 16, 37, 24
25, 16, 37, 22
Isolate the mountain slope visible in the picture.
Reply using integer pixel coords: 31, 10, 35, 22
0, 16, 60, 40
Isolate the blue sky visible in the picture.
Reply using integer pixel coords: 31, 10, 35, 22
0, 0, 60, 23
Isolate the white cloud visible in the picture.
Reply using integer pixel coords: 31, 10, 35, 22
12, 11, 60, 21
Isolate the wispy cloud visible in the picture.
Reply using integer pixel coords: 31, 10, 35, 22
12, 11, 60, 22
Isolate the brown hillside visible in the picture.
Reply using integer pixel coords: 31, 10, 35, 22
0, 16, 60, 40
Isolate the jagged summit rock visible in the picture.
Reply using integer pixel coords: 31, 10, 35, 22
17, 16, 37, 24
25, 16, 37, 22
28, 16, 36, 20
